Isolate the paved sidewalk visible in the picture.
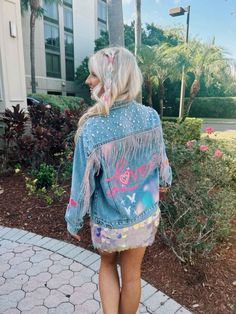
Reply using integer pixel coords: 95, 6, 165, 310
0, 226, 192, 314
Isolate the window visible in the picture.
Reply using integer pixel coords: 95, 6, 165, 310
47, 91, 62, 95
66, 58, 74, 81
46, 53, 61, 78
63, 0, 72, 6
44, 23, 60, 51
97, 20, 107, 36
98, 0, 107, 22
43, 2, 58, 22
64, 6, 73, 31
65, 33, 74, 57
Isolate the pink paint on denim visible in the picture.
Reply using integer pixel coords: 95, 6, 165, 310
69, 198, 77, 206
105, 154, 158, 197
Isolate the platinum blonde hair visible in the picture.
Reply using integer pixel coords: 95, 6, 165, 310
75, 47, 143, 140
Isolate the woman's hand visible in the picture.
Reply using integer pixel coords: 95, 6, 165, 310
67, 232, 81, 242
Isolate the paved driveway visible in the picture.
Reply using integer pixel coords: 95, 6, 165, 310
202, 119, 236, 132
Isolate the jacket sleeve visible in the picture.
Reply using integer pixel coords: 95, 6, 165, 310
157, 120, 172, 187
65, 132, 96, 235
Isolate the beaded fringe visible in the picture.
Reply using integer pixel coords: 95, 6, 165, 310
80, 126, 163, 216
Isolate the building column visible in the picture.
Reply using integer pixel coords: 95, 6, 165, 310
0, 0, 27, 115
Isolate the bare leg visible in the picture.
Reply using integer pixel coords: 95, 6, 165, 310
98, 250, 120, 314
119, 247, 146, 314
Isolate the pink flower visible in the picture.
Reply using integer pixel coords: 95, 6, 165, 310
186, 140, 193, 148
199, 144, 208, 152
214, 149, 223, 158
205, 127, 214, 134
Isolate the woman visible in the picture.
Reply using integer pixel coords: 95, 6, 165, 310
65, 47, 172, 314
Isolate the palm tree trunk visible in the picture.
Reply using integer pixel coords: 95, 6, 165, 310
158, 79, 164, 118
135, 0, 141, 56
182, 79, 200, 122
146, 79, 152, 107
30, 11, 36, 93
135, 0, 142, 103
107, 0, 124, 46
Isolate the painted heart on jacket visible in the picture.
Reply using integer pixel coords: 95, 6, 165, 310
119, 170, 130, 185
69, 198, 77, 207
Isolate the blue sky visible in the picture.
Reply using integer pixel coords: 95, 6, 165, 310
122, 0, 236, 59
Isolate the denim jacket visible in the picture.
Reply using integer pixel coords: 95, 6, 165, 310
65, 100, 172, 235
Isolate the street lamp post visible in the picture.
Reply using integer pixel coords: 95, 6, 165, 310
169, 6, 190, 118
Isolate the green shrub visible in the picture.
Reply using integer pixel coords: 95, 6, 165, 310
162, 118, 203, 146
25, 163, 66, 205
28, 94, 88, 111
187, 97, 236, 118
31, 163, 56, 190
160, 133, 236, 263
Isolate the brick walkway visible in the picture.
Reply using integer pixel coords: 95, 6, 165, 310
0, 226, 192, 314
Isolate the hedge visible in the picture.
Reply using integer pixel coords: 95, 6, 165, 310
187, 97, 236, 118
28, 94, 87, 111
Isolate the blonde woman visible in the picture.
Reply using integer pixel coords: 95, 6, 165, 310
65, 47, 172, 314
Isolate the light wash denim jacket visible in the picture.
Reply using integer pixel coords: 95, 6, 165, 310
65, 100, 172, 235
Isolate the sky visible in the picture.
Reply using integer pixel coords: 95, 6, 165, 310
122, 0, 236, 59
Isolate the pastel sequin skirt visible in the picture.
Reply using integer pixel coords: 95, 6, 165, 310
91, 208, 161, 252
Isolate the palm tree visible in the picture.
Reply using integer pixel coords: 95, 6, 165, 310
20, 0, 61, 93
182, 40, 227, 120
138, 44, 182, 117
138, 45, 156, 108
107, 0, 124, 46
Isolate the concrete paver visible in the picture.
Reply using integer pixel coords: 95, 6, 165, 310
0, 226, 192, 313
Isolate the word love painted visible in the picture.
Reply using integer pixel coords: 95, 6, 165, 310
105, 154, 158, 197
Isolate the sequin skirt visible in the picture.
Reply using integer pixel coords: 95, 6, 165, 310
91, 208, 161, 252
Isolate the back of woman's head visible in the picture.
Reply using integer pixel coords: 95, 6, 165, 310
89, 46, 143, 107
76, 47, 143, 140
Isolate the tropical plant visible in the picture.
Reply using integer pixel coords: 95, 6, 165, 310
20, 0, 62, 93
107, 0, 124, 46
182, 40, 229, 120
138, 44, 183, 116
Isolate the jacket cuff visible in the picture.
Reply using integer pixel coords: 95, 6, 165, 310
66, 221, 83, 236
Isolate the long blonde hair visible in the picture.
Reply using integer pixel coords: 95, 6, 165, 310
75, 47, 143, 140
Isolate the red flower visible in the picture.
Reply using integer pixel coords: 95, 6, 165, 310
205, 127, 214, 134
64, 108, 70, 115
232, 220, 236, 226
67, 154, 72, 160
214, 149, 223, 157
199, 144, 208, 152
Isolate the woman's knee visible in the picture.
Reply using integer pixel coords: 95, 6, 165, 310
99, 250, 119, 267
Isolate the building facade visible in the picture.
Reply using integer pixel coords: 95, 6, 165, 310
0, 0, 27, 113
21, 0, 108, 96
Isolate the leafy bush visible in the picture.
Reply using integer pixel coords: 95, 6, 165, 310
162, 118, 203, 146
0, 98, 86, 171
160, 130, 236, 263
25, 163, 65, 205
28, 94, 87, 111
31, 163, 56, 190
0, 104, 29, 172
187, 97, 236, 118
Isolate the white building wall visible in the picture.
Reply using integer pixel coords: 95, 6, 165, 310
21, 0, 103, 96
73, 0, 97, 67
0, 0, 27, 113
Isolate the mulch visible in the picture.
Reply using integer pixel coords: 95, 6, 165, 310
0, 172, 235, 314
